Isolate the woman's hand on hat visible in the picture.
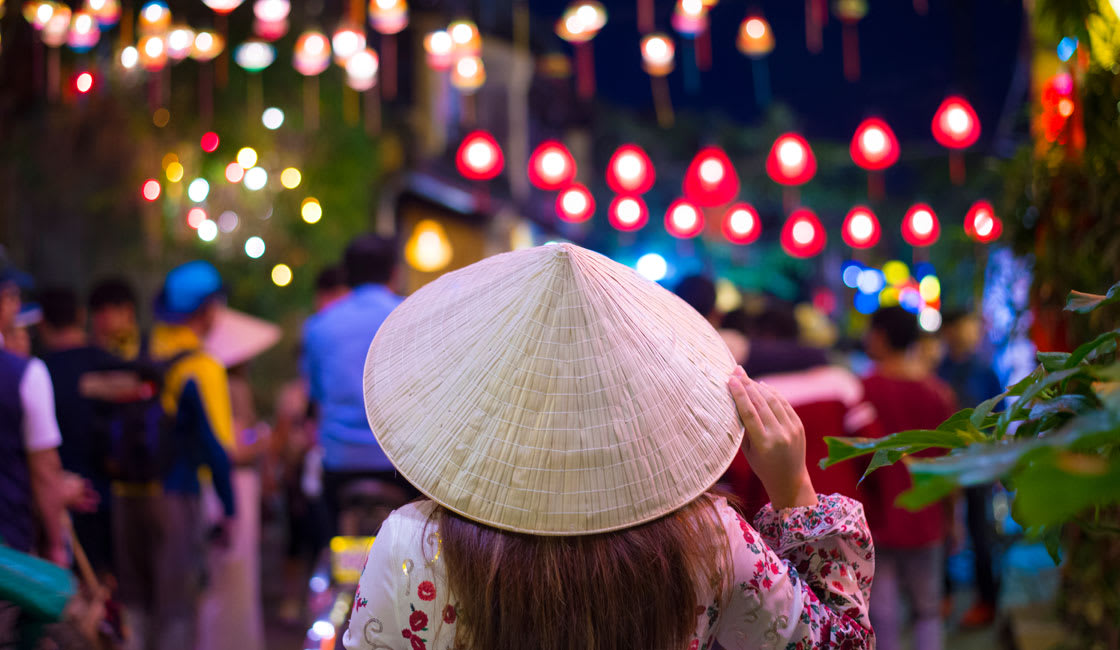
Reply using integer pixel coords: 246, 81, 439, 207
728, 367, 818, 511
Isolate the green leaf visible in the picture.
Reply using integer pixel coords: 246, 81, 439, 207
822, 426, 986, 468
998, 367, 1086, 437
861, 448, 906, 481
1037, 351, 1072, 371
971, 393, 1007, 430
1065, 329, 1120, 368
1012, 449, 1120, 528
896, 473, 958, 511
1028, 395, 1093, 420
1065, 281, 1120, 313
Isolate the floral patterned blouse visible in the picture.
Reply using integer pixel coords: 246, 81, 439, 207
343, 494, 874, 650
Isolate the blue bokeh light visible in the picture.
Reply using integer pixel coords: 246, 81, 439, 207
854, 291, 880, 314
842, 261, 863, 288
1057, 37, 1078, 62
856, 269, 886, 295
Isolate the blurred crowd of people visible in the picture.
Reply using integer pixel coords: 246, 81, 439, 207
0, 238, 1007, 650
677, 274, 1006, 650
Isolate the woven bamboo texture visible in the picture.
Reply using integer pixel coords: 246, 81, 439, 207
363, 243, 743, 535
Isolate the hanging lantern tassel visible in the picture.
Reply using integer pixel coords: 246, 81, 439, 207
575, 41, 595, 99
696, 25, 711, 70
304, 75, 319, 130
47, 47, 60, 101
834, 0, 867, 81
805, 0, 822, 53
841, 22, 860, 81
638, 0, 653, 32
365, 85, 381, 135
216, 14, 228, 87
382, 34, 397, 100
199, 62, 213, 125
867, 172, 884, 201
949, 152, 965, 185
651, 76, 674, 127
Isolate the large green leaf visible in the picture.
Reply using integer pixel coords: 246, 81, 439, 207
1028, 395, 1094, 420
821, 424, 986, 468
896, 473, 958, 510
1012, 448, 1120, 528
971, 392, 1008, 430
1038, 351, 1072, 372
1065, 328, 1120, 368
1065, 281, 1120, 313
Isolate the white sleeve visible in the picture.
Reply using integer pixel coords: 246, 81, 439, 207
20, 358, 62, 453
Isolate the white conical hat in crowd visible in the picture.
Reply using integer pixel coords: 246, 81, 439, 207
204, 306, 282, 368
363, 243, 743, 536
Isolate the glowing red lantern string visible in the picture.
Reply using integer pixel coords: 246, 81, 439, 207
665, 198, 704, 239
841, 205, 880, 249
932, 96, 980, 185
556, 184, 595, 223
606, 145, 654, 195
683, 146, 738, 207
456, 131, 504, 181
608, 195, 649, 232
722, 203, 761, 245
766, 133, 816, 186
964, 200, 1002, 243
528, 141, 577, 191
901, 203, 940, 247
780, 208, 826, 258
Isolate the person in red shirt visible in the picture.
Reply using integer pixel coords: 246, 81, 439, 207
861, 307, 957, 650
721, 302, 881, 519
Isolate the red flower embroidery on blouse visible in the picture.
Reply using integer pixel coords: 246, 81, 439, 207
409, 610, 428, 631
401, 629, 411, 639
410, 636, 427, 650
688, 640, 699, 650
442, 605, 457, 625
417, 581, 437, 601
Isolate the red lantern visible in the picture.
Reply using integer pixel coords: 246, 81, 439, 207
556, 184, 595, 223
901, 203, 940, 247
931, 96, 980, 149
605, 144, 654, 195
528, 141, 576, 190
665, 198, 704, 238
456, 131, 504, 181
608, 195, 649, 232
850, 118, 899, 170
780, 208, 826, 258
683, 146, 739, 207
841, 205, 880, 248
766, 133, 816, 186
722, 203, 761, 245
964, 200, 1002, 243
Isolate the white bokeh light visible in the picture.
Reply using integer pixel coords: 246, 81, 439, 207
187, 178, 210, 203
197, 220, 218, 241
262, 107, 284, 130
243, 166, 268, 191
244, 236, 266, 258
636, 253, 667, 282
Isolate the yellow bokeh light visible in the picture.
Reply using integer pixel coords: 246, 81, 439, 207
280, 167, 301, 189
879, 287, 900, 307
166, 161, 184, 182
301, 197, 322, 224
919, 275, 941, 302
882, 260, 910, 287
271, 263, 293, 287
404, 219, 453, 272
715, 279, 742, 313
236, 147, 258, 169
152, 108, 170, 127
161, 153, 178, 169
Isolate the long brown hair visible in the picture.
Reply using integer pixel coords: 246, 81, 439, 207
435, 491, 732, 650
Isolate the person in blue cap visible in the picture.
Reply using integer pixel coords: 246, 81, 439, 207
112, 260, 236, 650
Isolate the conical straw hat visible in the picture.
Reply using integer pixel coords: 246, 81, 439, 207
363, 243, 744, 535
